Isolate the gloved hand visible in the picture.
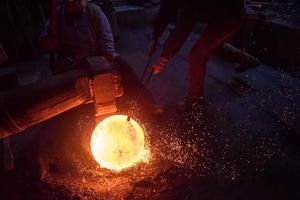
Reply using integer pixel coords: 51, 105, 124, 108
151, 57, 169, 74
148, 38, 157, 55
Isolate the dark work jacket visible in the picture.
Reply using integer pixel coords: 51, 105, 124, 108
152, 0, 245, 59
152, 0, 245, 40
187, 0, 245, 17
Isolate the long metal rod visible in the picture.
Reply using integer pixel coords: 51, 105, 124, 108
140, 52, 153, 83
131, 71, 154, 107
127, 53, 154, 121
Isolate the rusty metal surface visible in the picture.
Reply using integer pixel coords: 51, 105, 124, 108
0, 70, 91, 138
0, 69, 122, 139
92, 73, 118, 117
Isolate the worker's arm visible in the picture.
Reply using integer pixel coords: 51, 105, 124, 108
152, 0, 179, 41
149, 0, 179, 54
160, 12, 196, 60
152, 10, 196, 74
95, 10, 118, 62
160, 0, 245, 60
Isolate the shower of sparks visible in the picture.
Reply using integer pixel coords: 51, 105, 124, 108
46, 87, 292, 199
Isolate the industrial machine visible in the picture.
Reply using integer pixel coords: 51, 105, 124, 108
0, 56, 123, 139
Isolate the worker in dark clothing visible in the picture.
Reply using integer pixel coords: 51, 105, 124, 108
150, 0, 260, 111
39, 0, 162, 114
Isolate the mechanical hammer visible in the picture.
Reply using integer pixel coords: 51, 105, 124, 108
0, 56, 123, 139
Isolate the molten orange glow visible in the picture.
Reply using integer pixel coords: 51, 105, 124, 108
90, 115, 148, 172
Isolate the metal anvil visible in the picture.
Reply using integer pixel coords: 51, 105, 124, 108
0, 56, 123, 139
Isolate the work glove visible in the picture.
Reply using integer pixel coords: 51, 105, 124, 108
151, 57, 169, 74
38, 36, 59, 53
148, 38, 158, 55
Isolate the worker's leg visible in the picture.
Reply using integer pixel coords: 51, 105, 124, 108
188, 20, 242, 99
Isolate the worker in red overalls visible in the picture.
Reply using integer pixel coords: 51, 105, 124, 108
150, 0, 260, 112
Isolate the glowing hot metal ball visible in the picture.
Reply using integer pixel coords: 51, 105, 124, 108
90, 115, 148, 172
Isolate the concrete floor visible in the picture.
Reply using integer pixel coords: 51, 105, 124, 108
1, 24, 300, 199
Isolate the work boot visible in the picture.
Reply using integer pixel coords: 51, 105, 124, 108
235, 52, 261, 73
215, 43, 260, 73
176, 96, 204, 112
